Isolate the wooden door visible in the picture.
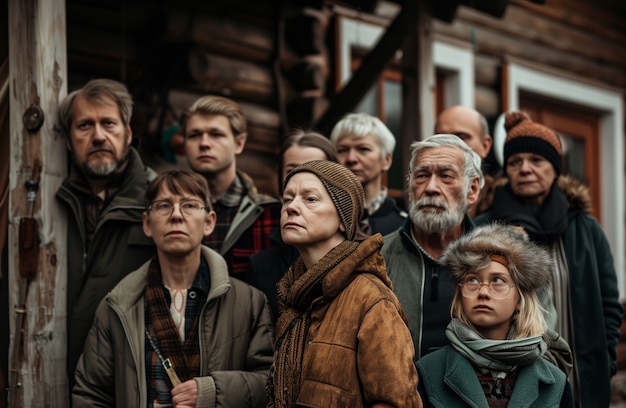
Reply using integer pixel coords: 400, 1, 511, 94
520, 95, 601, 221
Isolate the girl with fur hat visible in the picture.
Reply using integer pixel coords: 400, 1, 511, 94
417, 224, 575, 407
267, 160, 421, 407
475, 111, 622, 407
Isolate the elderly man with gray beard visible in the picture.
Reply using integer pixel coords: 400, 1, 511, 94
381, 134, 484, 361
383, 134, 558, 363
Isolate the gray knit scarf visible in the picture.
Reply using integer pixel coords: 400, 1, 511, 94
446, 318, 547, 371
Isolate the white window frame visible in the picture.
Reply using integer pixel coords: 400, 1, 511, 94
337, 16, 474, 136
501, 63, 625, 299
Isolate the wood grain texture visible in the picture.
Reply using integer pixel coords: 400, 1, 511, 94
8, 0, 68, 406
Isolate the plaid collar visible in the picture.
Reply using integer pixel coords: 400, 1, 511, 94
214, 173, 244, 208
366, 187, 388, 216
189, 256, 210, 294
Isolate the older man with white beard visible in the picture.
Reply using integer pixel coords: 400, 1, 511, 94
381, 134, 483, 361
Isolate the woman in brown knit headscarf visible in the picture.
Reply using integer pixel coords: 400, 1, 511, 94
268, 160, 421, 407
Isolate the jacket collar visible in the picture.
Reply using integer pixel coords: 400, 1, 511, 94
106, 245, 231, 312
57, 147, 154, 212
484, 174, 592, 214
442, 347, 558, 408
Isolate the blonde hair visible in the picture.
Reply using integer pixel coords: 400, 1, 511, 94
180, 95, 246, 138
441, 224, 553, 339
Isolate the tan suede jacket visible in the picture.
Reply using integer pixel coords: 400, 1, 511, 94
296, 234, 422, 407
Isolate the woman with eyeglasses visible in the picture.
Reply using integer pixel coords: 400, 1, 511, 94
416, 224, 574, 407
73, 170, 274, 407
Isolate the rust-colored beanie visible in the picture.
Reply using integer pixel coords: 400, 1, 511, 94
284, 160, 364, 241
503, 111, 562, 174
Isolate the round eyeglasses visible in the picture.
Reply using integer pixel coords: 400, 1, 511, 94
148, 199, 206, 217
458, 280, 515, 299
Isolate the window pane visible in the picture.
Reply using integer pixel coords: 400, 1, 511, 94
561, 134, 586, 182
384, 79, 403, 191
355, 83, 378, 116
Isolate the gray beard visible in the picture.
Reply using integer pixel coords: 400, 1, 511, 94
83, 161, 119, 179
409, 196, 466, 235
80, 145, 130, 180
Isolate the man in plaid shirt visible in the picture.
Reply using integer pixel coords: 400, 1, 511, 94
181, 95, 280, 285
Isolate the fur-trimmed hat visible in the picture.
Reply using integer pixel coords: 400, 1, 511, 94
440, 223, 552, 293
284, 160, 364, 241
503, 111, 562, 175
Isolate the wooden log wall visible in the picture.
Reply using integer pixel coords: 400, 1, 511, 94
65, 0, 337, 198
433, 0, 626, 117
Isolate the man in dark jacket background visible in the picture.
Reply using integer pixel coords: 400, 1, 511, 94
56, 78, 155, 386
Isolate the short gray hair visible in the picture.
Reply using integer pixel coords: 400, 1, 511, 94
408, 134, 484, 190
330, 112, 396, 159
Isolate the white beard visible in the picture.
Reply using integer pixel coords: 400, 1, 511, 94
409, 195, 466, 235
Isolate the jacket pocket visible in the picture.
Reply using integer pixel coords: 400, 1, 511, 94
295, 380, 357, 407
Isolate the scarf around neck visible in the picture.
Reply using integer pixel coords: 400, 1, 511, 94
269, 239, 360, 408
446, 318, 547, 371
491, 182, 568, 243
145, 257, 202, 390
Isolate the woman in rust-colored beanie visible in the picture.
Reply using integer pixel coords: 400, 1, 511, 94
474, 111, 622, 408
503, 111, 563, 174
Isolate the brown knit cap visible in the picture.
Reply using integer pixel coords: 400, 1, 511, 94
284, 160, 364, 241
503, 111, 562, 174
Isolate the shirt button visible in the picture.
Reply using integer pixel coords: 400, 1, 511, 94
189, 291, 197, 299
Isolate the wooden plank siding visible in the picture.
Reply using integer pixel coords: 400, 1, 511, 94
66, 0, 289, 197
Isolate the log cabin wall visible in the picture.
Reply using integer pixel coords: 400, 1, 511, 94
433, 0, 626, 118
66, 0, 331, 198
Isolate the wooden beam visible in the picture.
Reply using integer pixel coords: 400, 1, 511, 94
314, 6, 408, 134
8, 0, 68, 406
401, 0, 435, 156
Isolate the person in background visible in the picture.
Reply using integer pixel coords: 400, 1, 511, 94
56, 78, 156, 384
249, 129, 338, 319
475, 111, 622, 407
418, 224, 574, 407
73, 170, 273, 407
181, 95, 281, 284
330, 112, 406, 235
434, 105, 495, 218
268, 160, 421, 407
434, 105, 492, 161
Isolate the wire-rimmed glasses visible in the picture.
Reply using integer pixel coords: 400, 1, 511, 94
458, 279, 515, 299
148, 199, 206, 217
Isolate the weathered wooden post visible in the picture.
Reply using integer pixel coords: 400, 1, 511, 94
7, 0, 68, 406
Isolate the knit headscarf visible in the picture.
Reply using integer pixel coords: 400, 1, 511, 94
283, 160, 364, 241
503, 111, 562, 175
